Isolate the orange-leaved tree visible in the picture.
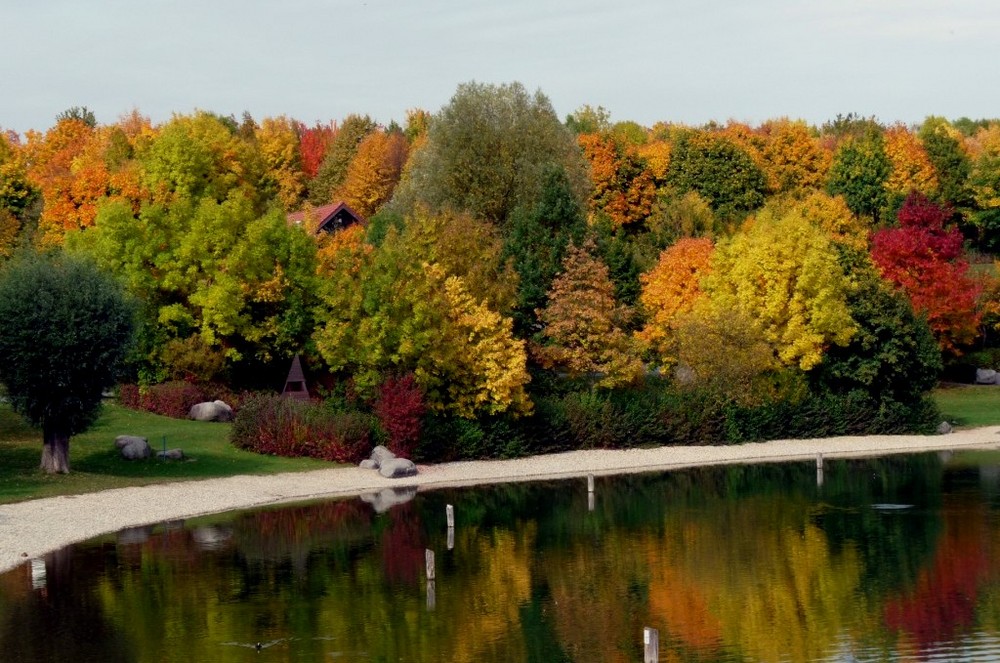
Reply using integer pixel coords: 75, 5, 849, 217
637, 237, 714, 365
336, 129, 409, 218
535, 240, 644, 387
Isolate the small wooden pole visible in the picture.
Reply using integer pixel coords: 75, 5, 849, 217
643, 627, 659, 662
816, 453, 824, 469
588, 492, 595, 512
587, 474, 595, 493
447, 526, 455, 551
425, 549, 435, 581
446, 504, 454, 528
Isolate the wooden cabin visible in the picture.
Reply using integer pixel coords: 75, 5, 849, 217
286, 201, 365, 236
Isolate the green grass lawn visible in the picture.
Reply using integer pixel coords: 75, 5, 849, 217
933, 384, 1000, 428
0, 402, 333, 504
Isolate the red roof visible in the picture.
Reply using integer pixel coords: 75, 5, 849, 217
286, 201, 365, 235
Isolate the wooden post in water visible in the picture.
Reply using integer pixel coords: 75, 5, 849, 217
426, 580, 436, 611
643, 627, 659, 662
587, 475, 595, 493
816, 453, 824, 469
446, 504, 454, 528
425, 549, 435, 580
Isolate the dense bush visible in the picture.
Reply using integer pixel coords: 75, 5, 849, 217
230, 393, 373, 463
118, 381, 247, 418
372, 374, 425, 458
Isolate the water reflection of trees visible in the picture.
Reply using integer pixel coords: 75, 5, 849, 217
3, 453, 1000, 662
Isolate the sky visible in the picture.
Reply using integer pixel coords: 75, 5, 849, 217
2, 0, 998, 135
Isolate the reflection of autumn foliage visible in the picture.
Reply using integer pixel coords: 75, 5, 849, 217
230, 499, 371, 560
883, 500, 994, 651
380, 502, 425, 586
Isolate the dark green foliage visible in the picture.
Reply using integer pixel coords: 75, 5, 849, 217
503, 164, 587, 334
827, 128, 892, 223
0, 251, 135, 448
591, 217, 646, 307
308, 114, 377, 204
919, 121, 973, 212
812, 252, 942, 404
230, 393, 373, 463
365, 209, 405, 247
722, 391, 941, 443
666, 130, 769, 221
56, 105, 97, 128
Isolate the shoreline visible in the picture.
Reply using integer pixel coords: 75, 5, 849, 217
2, 426, 999, 574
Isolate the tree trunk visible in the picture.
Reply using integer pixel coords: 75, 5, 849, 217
41, 425, 70, 474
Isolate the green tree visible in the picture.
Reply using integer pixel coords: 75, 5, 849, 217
502, 164, 587, 334
826, 127, 892, 223
666, 129, 769, 222
0, 251, 135, 473
811, 250, 941, 405
918, 117, 973, 212
392, 81, 588, 225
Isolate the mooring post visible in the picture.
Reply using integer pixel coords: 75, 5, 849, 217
426, 580, 436, 611
447, 526, 455, 550
425, 549, 435, 581
587, 474, 595, 493
817, 467, 824, 488
816, 453, 824, 469
643, 627, 659, 662
446, 504, 454, 528
588, 492, 595, 512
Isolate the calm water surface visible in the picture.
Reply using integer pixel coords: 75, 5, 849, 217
3, 451, 1000, 662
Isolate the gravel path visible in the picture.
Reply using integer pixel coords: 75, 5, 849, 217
2, 426, 999, 574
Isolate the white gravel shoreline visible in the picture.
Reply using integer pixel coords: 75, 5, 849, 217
2, 426, 999, 574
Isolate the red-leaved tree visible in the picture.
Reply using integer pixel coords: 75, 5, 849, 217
871, 192, 982, 355
372, 373, 425, 458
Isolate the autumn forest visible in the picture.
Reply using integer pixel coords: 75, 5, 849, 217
3, 81, 1000, 458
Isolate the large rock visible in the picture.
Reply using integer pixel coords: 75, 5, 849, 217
157, 448, 185, 460
119, 436, 151, 460
359, 459, 378, 470
378, 457, 417, 479
188, 400, 233, 422
937, 420, 954, 435
370, 445, 396, 468
976, 368, 999, 385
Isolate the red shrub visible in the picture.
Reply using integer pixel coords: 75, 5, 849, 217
372, 374, 425, 458
231, 394, 372, 464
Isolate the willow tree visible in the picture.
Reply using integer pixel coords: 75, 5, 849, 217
0, 252, 135, 473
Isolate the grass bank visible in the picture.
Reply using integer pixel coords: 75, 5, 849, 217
932, 385, 1000, 428
0, 402, 330, 504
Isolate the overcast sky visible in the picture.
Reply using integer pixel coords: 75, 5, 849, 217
2, 0, 997, 134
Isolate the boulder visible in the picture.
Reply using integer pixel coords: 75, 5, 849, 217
976, 368, 999, 385
359, 458, 378, 470
120, 437, 151, 460
156, 448, 185, 460
378, 457, 417, 479
188, 400, 233, 422
937, 421, 954, 435
115, 434, 147, 449
360, 486, 418, 513
370, 445, 396, 467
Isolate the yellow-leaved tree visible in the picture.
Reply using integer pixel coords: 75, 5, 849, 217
637, 237, 714, 365
884, 124, 938, 197
704, 211, 856, 371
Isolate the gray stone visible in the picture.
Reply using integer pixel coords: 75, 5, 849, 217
120, 438, 152, 460
115, 434, 147, 449
156, 448, 185, 460
360, 487, 418, 513
937, 421, 954, 435
370, 445, 396, 466
188, 400, 233, 422
976, 368, 999, 385
378, 457, 417, 479
359, 459, 378, 470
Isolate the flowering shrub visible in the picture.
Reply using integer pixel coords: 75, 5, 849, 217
230, 393, 372, 463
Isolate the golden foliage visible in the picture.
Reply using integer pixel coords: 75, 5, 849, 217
884, 124, 938, 196
257, 115, 306, 211
758, 119, 831, 193
637, 237, 714, 364
337, 130, 409, 218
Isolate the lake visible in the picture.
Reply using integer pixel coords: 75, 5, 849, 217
2, 451, 1000, 662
